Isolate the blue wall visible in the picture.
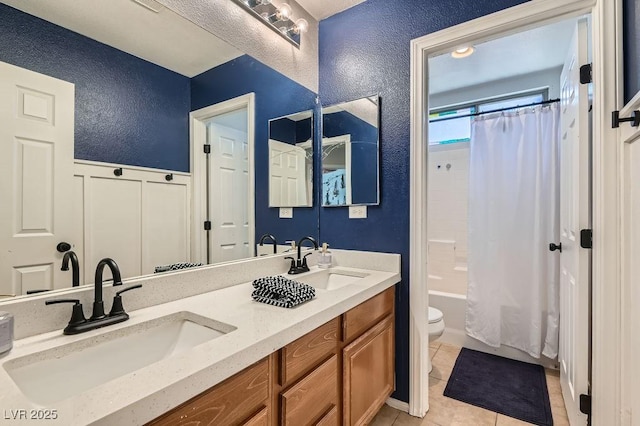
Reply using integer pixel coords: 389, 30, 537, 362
192, 55, 319, 242
322, 111, 378, 204
624, 0, 640, 102
270, 117, 313, 144
319, 0, 529, 403
0, 4, 191, 172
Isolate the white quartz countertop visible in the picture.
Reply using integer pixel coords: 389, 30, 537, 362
0, 264, 400, 425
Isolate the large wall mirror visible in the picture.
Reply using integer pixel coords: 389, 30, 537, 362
321, 95, 380, 206
0, 0, 319, 299
268, 110, 314, 207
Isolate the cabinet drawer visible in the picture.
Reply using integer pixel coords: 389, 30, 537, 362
242, 407, 268, 426
147, 358, 269, 426
281, 354, 338, 425
343, 287, 394, 342
280, 317, 339, 386
315, 405, 338, 426
343, 315, 395, 426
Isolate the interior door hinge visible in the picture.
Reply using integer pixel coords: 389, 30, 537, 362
580, 229, 593, 249
204, 221, 211, 231
579, 63, 592, 84
612, 110, 640, 128
203, 144, 211, 154
580, 394, 592, 415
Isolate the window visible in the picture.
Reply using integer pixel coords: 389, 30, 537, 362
428, 91, 547, 146
428, 107, 475, 145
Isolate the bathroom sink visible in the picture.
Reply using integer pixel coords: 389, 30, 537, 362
3, 312, 235, 405
296, 268, 370, 291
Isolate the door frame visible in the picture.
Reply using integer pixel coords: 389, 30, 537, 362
190, 93, 256, 264
408, 0, 622, 422
618, 90, 640, 424
321, 134, 353, 204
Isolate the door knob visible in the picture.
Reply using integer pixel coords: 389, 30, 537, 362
549, 243, 562, 252
56, 242, 72, 253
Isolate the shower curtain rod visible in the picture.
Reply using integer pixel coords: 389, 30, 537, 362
430, 98, 561, 123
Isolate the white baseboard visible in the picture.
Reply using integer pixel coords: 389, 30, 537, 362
385, 397, 409, 413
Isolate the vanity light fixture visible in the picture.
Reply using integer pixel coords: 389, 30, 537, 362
231, 0, 308, 47
451, 46, 475, 58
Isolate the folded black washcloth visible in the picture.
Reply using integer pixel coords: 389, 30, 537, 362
154, 262, 203, 273
251, 276, 315, 308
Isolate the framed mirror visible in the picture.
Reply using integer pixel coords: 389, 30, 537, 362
0, 0, 319, 299
268, 110, 314, 208
321, 95, 380, 206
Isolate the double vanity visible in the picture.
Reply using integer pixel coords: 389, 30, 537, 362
0, 249, 400, 425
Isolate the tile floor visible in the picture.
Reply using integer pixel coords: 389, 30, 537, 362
371, 342, 569, 426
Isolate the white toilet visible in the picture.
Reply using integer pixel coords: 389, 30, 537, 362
428, 307, 445, 373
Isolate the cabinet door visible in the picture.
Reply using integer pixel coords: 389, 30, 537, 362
343, 315, 394, 426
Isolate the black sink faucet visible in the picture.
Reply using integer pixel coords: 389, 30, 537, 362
297, 236, 319, 261
259, 234, 278, 254
61, 251, 80, 287
286, 236, 318, 274
92, 258, 123, 320
46, 257, 141, 335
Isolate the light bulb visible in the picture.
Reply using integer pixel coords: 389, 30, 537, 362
293, 18, 308, 34
451, 46, 475, 58
276, 3, 292, 20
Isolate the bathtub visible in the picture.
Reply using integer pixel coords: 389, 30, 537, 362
429, 290, 558, 368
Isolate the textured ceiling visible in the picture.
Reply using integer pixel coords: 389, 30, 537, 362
1, 0, 243, 77
295, 0, 367, 20
429, 18, 578, 94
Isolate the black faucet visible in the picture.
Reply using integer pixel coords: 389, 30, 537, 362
259, 234, 278, 254
61, 251, 80, 287
286, 236, 318, 274
46, 258, 141, 335
92, 258, 123, 320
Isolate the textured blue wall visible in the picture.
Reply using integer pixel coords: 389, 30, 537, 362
624, 0, 640, 102
0, 4, 191, 172
270, 117, 312, 144
319, 0, 529, 403
322, 111, 378, 204
192, 55, 319, 242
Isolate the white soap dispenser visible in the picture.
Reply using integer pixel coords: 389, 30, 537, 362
318, 243, 332, 269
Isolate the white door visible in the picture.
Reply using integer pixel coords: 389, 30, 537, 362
0, 61, 75, 296
321, 135, 352, 204
620, 96, 640, 424
558, 19, 590, 425
208, 122, 250, 263
268, 139, 308, 206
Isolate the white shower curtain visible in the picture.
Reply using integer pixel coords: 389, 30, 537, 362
465, 103, 560, 359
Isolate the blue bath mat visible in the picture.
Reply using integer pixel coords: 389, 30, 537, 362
443, 348, 553, 426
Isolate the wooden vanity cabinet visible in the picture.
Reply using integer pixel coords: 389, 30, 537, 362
146, 357, 270, 426
343, 315, 395, 425
147, 286, 395, 426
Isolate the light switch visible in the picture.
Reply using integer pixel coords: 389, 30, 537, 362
349, 205, 367, 219
279, 207, 293, 218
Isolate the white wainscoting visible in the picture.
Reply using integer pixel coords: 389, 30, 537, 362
73, 161, 191, 284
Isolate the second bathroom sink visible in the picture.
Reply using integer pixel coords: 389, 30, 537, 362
295, 268, 370, 291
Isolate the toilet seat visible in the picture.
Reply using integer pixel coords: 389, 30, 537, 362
428, 307, 443, 324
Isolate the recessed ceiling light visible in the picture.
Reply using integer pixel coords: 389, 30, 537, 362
451, 46, 475, 58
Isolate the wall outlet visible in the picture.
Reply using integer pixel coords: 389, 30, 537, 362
349, 205, 367, 219
279, 207, 293, 218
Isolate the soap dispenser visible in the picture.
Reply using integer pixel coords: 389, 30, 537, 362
318, 243, 332, 269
